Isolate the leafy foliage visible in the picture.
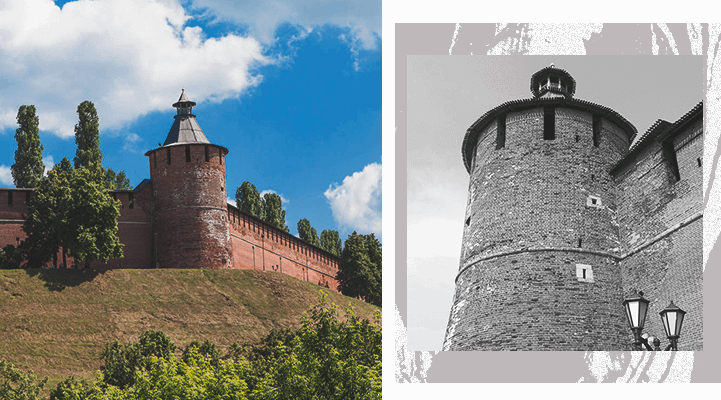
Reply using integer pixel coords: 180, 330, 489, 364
100, 330, 177, 389
182, 339, 220, 367
297, 219, 320, 247
336, 232, 382, 306
64, 166, 124, 267
320, 230, 342, 257
262, 193, 289, 233
12, 105, 45, 189
235, 181, 264, 219
105, 168, 132, 191
73, 101, 102, 169
254, 293, 382, 400
21, 158, 74, 268
0, 358, 47, 400
0, 244, 25, 269
20, 157, 123, 268
49, 376, 92, 400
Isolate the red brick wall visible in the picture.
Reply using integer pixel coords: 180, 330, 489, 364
0, 189, 31, 265
148, 144, 233, 270
228, 205, 339, 292
0, 187, 153, 269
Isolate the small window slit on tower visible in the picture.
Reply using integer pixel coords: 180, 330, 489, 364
465, 217, 471, 226
578, 238, 582, 248
592, 114, 601, 147
543, 106, 555, 140
698, 157, 702, 167
185, 145, 191, 162
496, 115, 506, 149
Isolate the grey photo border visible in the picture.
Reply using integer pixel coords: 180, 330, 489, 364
395, 23, 717, 383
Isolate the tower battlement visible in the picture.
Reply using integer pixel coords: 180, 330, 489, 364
444, 66, 703, 351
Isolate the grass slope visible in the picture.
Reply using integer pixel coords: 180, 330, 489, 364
0, 268, 379, 388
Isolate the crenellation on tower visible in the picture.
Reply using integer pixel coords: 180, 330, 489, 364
446, 66, 703, 351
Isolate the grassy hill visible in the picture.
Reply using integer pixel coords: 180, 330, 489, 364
0, 268, 379, 389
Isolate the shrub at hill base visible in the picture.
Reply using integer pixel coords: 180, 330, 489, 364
39, 292, 381, 400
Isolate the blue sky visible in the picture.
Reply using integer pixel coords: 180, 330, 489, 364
0, 0, 382, 242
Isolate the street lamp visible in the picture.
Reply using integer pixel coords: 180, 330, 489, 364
659, 301, 686, 351
622, 291, 686, 351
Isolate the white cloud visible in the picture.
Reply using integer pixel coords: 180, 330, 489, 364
324, 162, 381, 236
122, 133, 143, 153
190, 0, 381, 51
260, 189, 289, 205
0, 165, 13, 186
42, 155, 54, 176
0, 0, 270, 138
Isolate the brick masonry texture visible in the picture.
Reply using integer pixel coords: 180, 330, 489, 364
445, 92, 702, 351
613, 117, 703, 351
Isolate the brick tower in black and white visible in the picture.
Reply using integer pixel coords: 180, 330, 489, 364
443, 65, 703, 351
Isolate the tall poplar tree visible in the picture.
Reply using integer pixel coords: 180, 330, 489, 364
297, 218, 321, 247
320, 229, 343, 257
11, 105, 44, 188
235, 181, 264, 219
74, 101, 102, 169
263, 192, 289, 233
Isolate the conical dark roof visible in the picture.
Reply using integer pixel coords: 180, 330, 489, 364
163, 89, 209, 145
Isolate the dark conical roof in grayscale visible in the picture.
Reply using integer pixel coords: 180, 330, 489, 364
163, 88, 210, 146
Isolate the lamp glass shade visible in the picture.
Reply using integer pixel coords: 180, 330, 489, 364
660, 302, 686, 338
623, 293, 649, 330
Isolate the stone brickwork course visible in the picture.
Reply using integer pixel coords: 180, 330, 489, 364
445, 66, 702, 351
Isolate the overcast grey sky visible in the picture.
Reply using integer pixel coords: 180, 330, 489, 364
406, 55, 703, 351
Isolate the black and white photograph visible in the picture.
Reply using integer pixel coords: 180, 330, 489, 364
406, 55, 703, 353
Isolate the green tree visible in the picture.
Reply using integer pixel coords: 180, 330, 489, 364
0, 244, 25, 269
235, 181, 264, 219
74, 101, 102, 169
255, 293, 381, 400
105, 168, 132, 190
262, 192, 289, 233
336, 232, 382, 306
100, 330, 176, 389
297, 218, 320, 247
363, 234, 382, 307
182, 339, 220, 367
49, 377, 92, 400
0, 359, 47, 400
320, 229, 342, 257
64, 165, 123, 268
131, 351, 250, 400
21, 157, 74, 268
11, 105, 44, 188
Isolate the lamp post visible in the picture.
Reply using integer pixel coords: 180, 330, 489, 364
622, 291, 686, 351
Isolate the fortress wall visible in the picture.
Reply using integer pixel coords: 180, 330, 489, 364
0, 186, 153, 269
614, 116, 703, 350
0, 189, 31, 254
445, 251, 626, 351
228, 206, 339, 292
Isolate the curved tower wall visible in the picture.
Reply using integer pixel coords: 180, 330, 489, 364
444, 106, 631, 351
148, 143, 233, 269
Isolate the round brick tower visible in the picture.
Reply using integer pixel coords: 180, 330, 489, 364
443, 65, 638, 351
145, 90, 233, 269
